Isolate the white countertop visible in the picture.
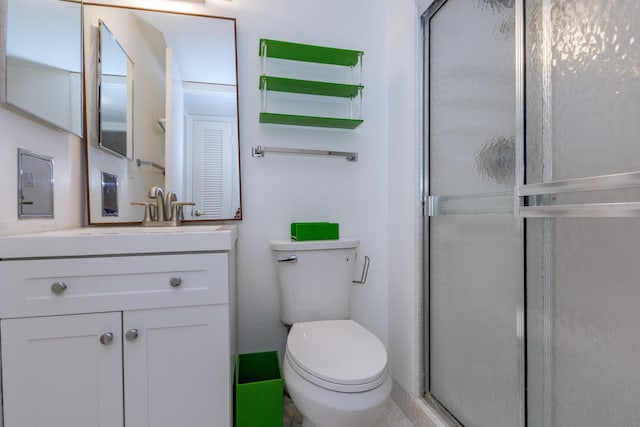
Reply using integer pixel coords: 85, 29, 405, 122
0, 225, 237, 259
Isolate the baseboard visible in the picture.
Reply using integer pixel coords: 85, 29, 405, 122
391, 381, 452, 427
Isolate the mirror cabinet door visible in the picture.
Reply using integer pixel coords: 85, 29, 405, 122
83, 6, 241, 224
4, 0, 83, 136
98, 20, 134, 159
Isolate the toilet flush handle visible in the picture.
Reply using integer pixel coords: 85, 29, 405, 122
277, 255, 297, 263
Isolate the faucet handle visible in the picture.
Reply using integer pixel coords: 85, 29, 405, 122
130, 201, 153, 224
172, 202, 196, 222
165, 192, 178, 220
148, 186, 166, 222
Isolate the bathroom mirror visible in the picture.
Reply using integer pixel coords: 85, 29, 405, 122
84, 5, 241, 224
98, 20, 134, 159
3, 0, 83, 136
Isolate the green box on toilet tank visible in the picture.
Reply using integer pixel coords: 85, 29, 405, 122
290, 222, 339, 241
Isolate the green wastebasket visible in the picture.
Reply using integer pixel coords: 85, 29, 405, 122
235, 351, 283, 427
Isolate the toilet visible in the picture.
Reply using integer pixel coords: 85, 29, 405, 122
271, 238, 391, 427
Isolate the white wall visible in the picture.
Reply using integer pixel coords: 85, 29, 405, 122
1, 0, 425, 400
231, 0, 391, 359
0, 108, 84, 235
388, 0, 422, 396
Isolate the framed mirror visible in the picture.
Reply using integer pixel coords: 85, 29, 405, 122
84, 5, 241, 224
98, 20, 134, 159
3, 0, 83, 136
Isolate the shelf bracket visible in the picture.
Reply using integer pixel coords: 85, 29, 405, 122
251, 145, 357, 162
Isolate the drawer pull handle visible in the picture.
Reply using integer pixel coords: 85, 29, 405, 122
50, 282, 68, 295
170, 277, 182, 287
125, 329, 139, 341
99, 332, 114, 345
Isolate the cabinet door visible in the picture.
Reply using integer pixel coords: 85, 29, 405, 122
1, 313, 123, 427
124, 305, 230, 427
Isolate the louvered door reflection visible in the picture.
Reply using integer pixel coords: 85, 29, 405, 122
189, 118, 234, 219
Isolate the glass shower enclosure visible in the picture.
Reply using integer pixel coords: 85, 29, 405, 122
424, 0, 640, 426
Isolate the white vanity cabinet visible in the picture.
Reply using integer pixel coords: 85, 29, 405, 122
0, 226, 237, 427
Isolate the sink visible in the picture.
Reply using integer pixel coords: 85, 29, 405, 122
0, 225, 235, 259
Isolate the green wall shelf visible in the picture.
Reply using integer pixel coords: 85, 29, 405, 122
259, 113, 363, 129
259, 76, 363, 98
259, 38, 364, 129
259, 39, 363, 67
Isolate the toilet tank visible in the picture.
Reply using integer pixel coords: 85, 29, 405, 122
271, 238, 359, 325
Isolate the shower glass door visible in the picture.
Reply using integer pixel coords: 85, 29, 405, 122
426, 0, 522, 426
524, 0, 640, 425
427, 0, 640, 425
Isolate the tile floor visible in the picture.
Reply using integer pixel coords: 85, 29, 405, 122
283, 395, 414, 427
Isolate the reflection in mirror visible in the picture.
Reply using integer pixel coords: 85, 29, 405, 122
84, 5, 241, 223
98, 20, 134, 159
17, 148, 54, 218
101, 172, 119, 217
4, 0, 83, 135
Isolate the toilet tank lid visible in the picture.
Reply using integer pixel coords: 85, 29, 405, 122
270, 238, 359, 251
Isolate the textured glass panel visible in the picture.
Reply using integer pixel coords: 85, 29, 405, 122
524, 0, 546, 184
526, 0, 640, 182
430, 0, 516, 197
526, 2, 640, 424
527, 218, 640, 426
430, 215, 521, 427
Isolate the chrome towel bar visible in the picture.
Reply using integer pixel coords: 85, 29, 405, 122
136, 158, 166, 174
516, 171, 640, 218
252, 145, 358, 162
426, 172, 640, 218
518, 171, 640, 196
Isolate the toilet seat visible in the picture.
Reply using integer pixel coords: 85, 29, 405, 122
286, 320, 388, 393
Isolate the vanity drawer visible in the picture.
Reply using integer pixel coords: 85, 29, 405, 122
0, 253, 228, 318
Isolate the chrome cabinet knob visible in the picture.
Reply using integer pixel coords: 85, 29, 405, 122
194, 209, 204, 217
125, 329, 139, 341
99, 332, 114, 345
50, 282, 68, 295
169, 277, 182, 287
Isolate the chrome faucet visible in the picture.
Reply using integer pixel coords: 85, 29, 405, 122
131, 186, 195, 226
148, 186, 166, 222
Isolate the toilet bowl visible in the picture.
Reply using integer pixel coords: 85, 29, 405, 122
283, 319, 392, 427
